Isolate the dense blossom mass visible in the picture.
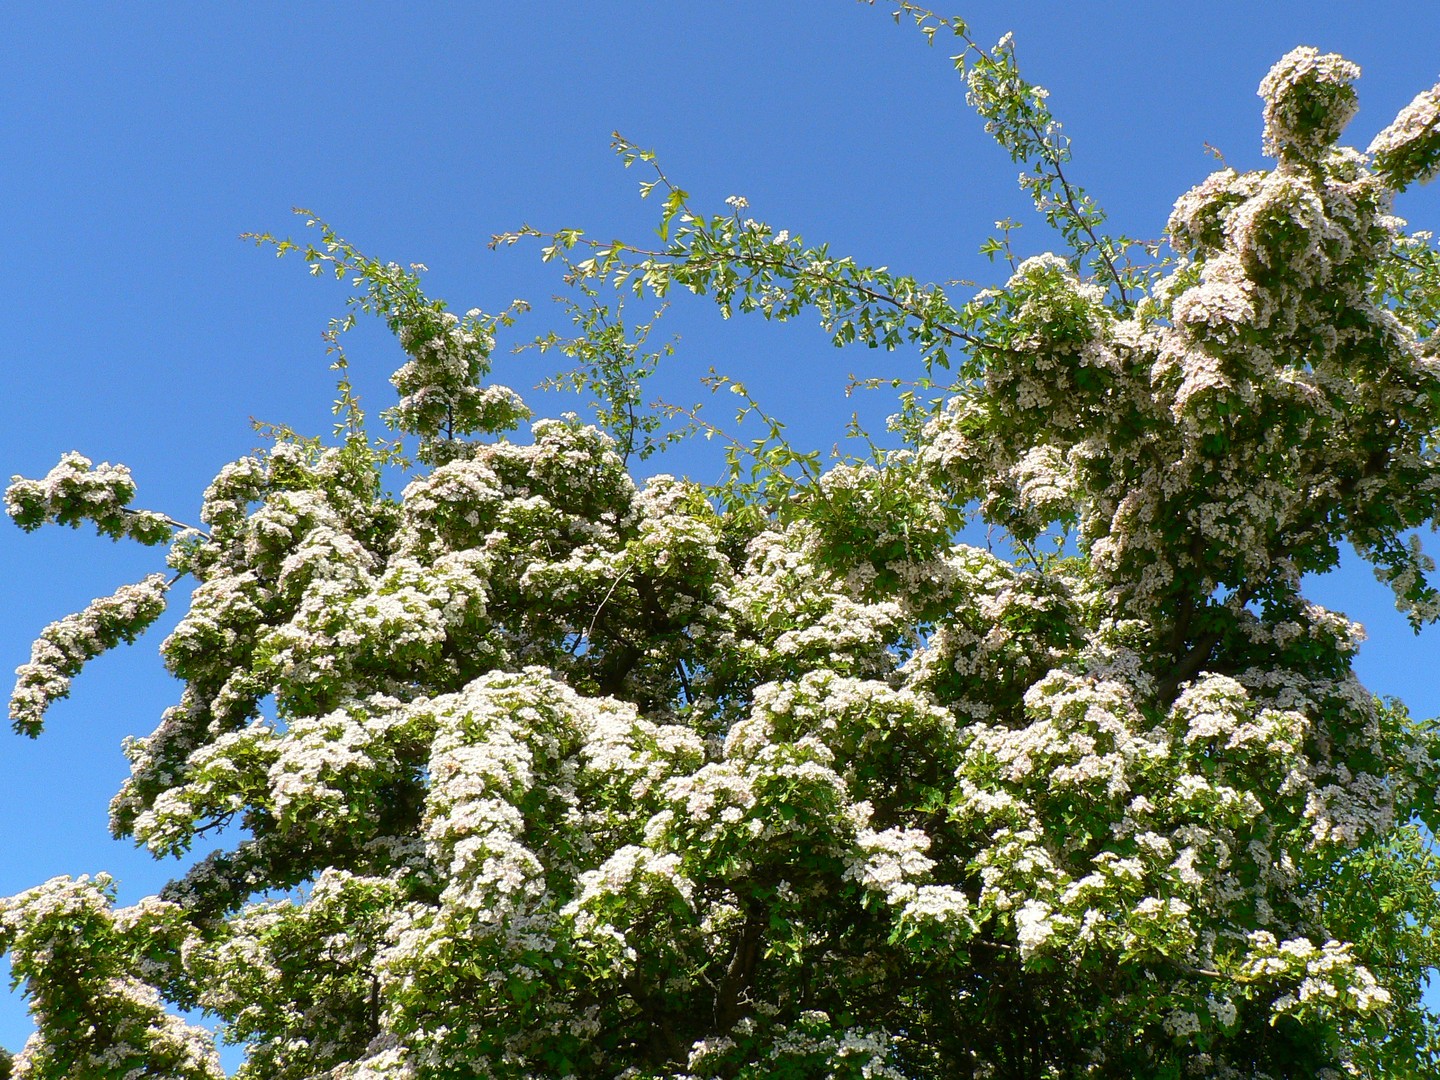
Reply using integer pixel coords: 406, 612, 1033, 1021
4, 11, 1440, 1080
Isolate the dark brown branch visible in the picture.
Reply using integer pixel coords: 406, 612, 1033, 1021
1156, 631, 1224, 707
714, 906, 765, 1031
675, 660, 695, 706
1156, 583, 1254, 706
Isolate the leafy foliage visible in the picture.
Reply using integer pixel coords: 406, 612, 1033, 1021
5, 7, 1440, 1078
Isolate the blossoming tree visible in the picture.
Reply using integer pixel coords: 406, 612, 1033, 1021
5, 6, 1440, 1077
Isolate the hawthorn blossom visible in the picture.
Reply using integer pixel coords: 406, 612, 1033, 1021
2, 31, 1439, 1079
8, 573, 170, 736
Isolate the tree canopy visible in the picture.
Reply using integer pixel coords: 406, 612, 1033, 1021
4, 5, 1440, 1077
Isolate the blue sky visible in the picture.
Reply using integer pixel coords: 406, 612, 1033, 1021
2, 1, 1438, 1064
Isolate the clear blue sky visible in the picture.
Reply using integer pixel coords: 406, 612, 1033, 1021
2, 2, 1438, 1065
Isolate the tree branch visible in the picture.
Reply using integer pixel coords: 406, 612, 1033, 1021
714, 905, 765, 1032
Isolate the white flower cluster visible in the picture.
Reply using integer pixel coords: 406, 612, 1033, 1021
5, 451, 174, 544
388, 309, 529, 453
1368, 78, 1440, 188
1257, 46, 1361, 161
9, 573, 170, 737
1241, 932, 1393, 1018
0, 875, 222, 1080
